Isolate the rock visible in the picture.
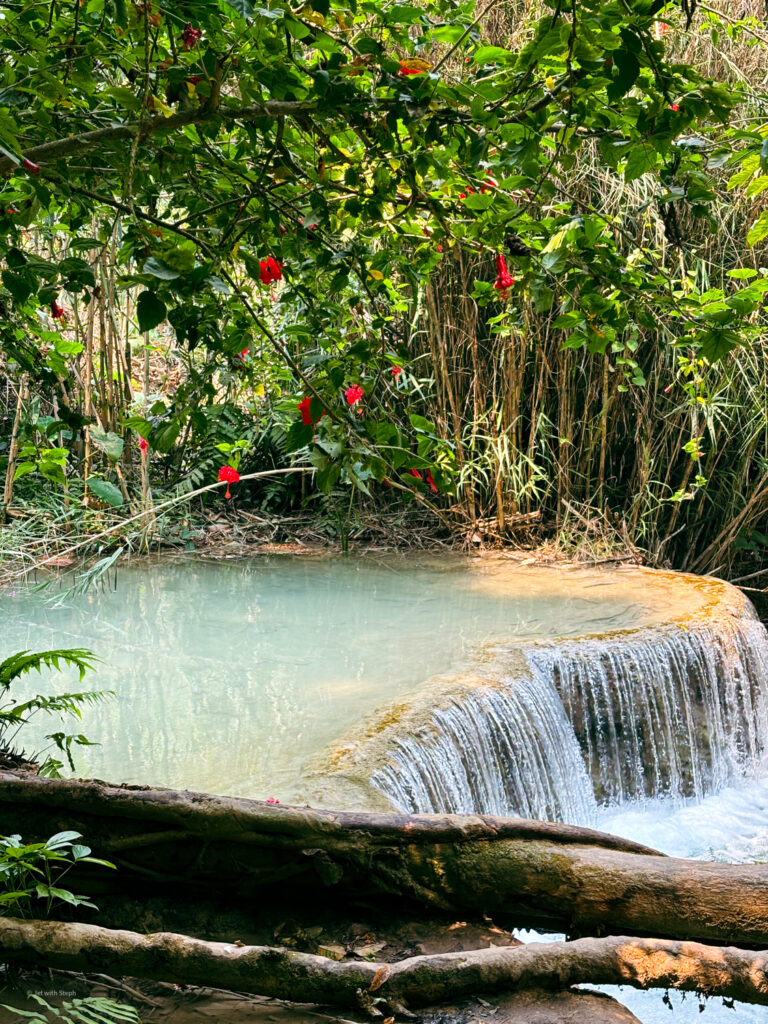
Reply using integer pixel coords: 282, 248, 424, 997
316, 943, 346, 961
353, 942, 387, 957
477, 989, 643, 1024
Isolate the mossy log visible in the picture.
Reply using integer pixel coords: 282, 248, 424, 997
4, 772, 768, 946
2, 918, 768, 1010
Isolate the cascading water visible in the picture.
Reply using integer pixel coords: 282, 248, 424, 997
370, 603, 768, 822
372, 673, 597, 824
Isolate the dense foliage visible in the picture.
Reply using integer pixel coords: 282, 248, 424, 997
1, 0, 768, 571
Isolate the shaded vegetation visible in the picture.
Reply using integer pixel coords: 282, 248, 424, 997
1, 0, 768, 580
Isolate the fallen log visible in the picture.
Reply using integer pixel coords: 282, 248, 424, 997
5, 772, 768, 945
1, 918, 767, 1010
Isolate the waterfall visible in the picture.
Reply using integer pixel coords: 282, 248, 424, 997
371, 610, 768, 823
372, 673, 598, 824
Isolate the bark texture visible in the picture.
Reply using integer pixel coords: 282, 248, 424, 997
1, 918, 767, 1010
5, 772, 768, 944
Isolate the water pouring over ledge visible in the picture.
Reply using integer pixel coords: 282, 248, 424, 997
307, 563, 768, 824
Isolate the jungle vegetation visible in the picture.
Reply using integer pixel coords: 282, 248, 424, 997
0, 0, 767, 579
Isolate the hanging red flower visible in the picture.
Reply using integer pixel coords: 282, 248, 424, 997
494, 254, 515, 297
345, 384, 364, 406
480, 177, 497, 194
408, 468, 422, 479
298, 395, 325, 426
22, 157, 40, 175
668, 102, 680, 111
425, 469, 439, 493
181, 22, 202, 48
218, 465, 241, 499
139, 437, 149, 453
50, 300, 64, 319
391, 365, 403, 379
259, 257, 283, 285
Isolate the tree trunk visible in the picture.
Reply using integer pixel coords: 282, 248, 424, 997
5, 772, 768, 946
2, 919, 767, 1011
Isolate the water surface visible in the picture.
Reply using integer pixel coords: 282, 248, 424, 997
1, 553, 699, 799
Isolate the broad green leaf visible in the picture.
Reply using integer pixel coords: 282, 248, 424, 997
90, 427, 124, 463
87, 478, 124, 507
136, 290, 167, 332
224, 0, 255, 15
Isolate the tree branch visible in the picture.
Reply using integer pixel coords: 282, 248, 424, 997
3, 919, 768, 1010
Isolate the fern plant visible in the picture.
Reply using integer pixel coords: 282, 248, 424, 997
0, 649, 111, 777
2, 994, 140, 1024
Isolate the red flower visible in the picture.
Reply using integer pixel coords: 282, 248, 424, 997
391, 365, 403, 378
459, 192, 467, 200
399, 62, 425, 76
668, 103, 680, 112
493, 254, 515, 296
139, 437, 149, 453
259, 256, 283, 285
6, 206, 18, 215
22, 157, 40, 175
480, 177, 497, 194
425, 469, 439, 493
218, 465, 241, 499
266, 797, 280, 804
345, 384, 364, 406
298, 395, 325, 426
408, 468, 422, 479
50, 300, 64, 319
181, 22, 202, 48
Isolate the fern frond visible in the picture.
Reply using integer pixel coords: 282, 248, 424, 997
0, 650, 99, 689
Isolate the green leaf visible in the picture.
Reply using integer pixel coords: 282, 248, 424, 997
747, 210, 768, 246
136, 290, 167, 332
624, 145, 658, 182
462, 193, 494, 211
607, 51, 639, 101
113, 0, 128, 27
285, 422, 313, 451
2, 270, 32, 303
224, 0, 255, 15
472, 46, 514, 64
87, 478, 124, 507
142, 257, 180, 280
90, 427, 124, 463
697, 328, 743, 361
